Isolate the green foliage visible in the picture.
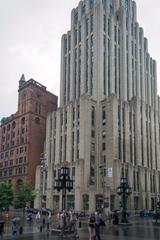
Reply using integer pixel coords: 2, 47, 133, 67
14, 183, 35, 208
0, 181, 13, 208
0, 117, 7, 125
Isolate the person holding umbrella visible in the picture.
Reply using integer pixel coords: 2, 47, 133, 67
11, 216, 21, 237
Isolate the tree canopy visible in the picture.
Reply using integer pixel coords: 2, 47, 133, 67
0, 181, 13, 209
14, 183, 35, 208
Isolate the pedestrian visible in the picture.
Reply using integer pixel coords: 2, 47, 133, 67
12, 222, 17, 236
48, 211, 51, 220
19, 226, 23, 235
113, 211, 119, 225
69, 212, 78, 236
0, 222, 4, 239
107, 210, 112, 225
42, 218, 46, 228
35, 211, 41, 221
46, 222, 50, 232
88, 213, 96, 240
94, 211, 101, 240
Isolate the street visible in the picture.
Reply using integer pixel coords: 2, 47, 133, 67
1, 217, 160, 240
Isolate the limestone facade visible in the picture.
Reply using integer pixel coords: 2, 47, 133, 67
35, 0, 160, 211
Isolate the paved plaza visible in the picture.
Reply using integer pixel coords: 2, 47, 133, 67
1, 217, 160, 240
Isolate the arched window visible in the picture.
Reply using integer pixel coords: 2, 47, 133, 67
7, 124, 10, 131
21, 117, 25, 125
2, 127, 6, 133
12, 121, 16, 129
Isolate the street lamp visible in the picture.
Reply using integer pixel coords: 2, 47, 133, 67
40, 154, 48, 207
54, 166, 74, 211
54, 166, 73, 234
117, 177, 132, 224
99, 162, 106, 209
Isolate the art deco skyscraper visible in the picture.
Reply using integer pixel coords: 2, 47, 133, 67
35, 0, 160, 211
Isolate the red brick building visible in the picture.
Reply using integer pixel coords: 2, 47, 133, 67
0, 74, 57, 188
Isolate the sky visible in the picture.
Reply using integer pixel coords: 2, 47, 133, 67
0, 0, 160, 118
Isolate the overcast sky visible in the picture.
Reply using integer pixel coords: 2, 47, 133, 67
0, 0, 160, 119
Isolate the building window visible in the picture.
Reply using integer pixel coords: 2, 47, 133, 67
91, 15, 94, 32
91, 143, 95, 154
19, 157, 23, 164
103, 15, 106, 32
2, 127, 6, 133
12, 121, 16, 129
102, 106, 106, 125
102, 131, 106, 138
102, 142, 106, 151
5, 161, 8, 167
72, 167, 75, 177
5, 152, 9, 158
72, 132, 74, 162
21, 128, 25, 134
86, 18, 89, 36
20, 147, 23, 153
91, 106, 95, 127
21, 117, 25, 125
9, 169, 12, 176
74, 12, 78, 24
18, 167, 22, 174
91, 130, 95, 138
9, 160, 13, 166
79, 25, 81, 42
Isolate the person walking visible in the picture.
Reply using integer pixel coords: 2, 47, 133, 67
42, 218, 46, 229
35, 212, 41, 221
88, 213, 96, 240
94, 211, 101, 240
12, 222, 18, 237
0, 222, 4, 239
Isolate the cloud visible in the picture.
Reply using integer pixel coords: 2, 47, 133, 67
0, 0, 160, 118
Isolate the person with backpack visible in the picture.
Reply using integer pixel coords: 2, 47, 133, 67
88, 213, 96, 240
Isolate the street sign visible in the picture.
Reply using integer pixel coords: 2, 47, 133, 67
108, 168, 112, 177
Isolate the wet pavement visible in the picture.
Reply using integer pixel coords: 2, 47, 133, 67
1, 217, 160, 240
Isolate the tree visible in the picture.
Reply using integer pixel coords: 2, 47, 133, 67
14, 183, 35, 209
0, 182, 13, 209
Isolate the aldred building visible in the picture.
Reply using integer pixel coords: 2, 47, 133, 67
0, 75, 57, 188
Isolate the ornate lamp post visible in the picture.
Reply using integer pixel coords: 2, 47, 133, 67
54, 166, 73, 233
40, 154, 48, 207
54, 166, 74, 211
117, 177, 132, 224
